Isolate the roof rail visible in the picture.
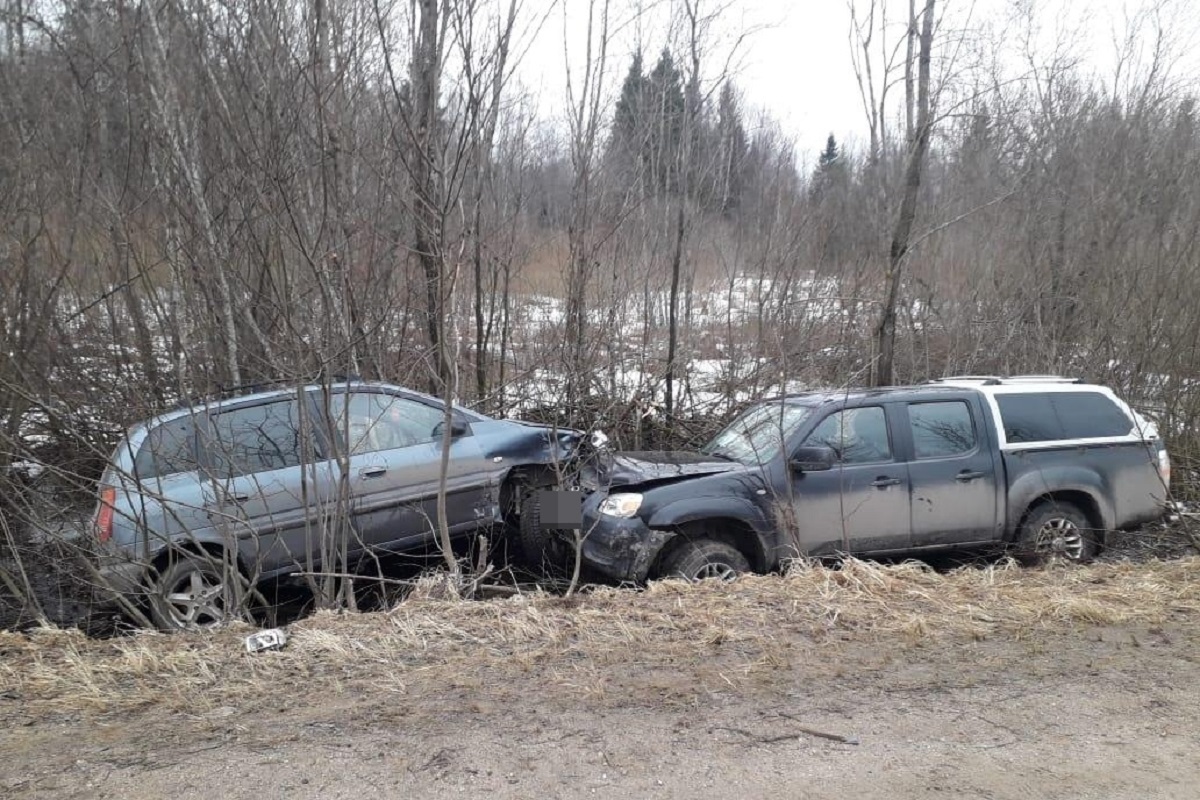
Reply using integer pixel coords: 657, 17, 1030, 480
1005, 375, 1082, 383
931, 374, 1083, 386
215, 379, 295, 398
214, 373, 364, 399
168, 374, 368, 412
929, 376, 1003, 385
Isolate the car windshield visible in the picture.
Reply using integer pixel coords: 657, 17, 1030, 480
702, 402, 813, 465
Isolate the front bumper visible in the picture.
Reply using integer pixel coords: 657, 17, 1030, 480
577, 494, 676, 583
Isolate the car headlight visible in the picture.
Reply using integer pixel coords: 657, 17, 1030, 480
589, 429, 610, 449
598, 493, 643, 518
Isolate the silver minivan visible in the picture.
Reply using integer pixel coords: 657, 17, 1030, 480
92, 381, 584, 629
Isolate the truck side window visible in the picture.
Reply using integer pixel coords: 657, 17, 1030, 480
908, 401, 976, 458
1052, 392, 1132, 439
995, 394, 1063, 443
802, 407, 891, 464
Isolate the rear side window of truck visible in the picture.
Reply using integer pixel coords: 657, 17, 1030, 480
996, 391, 1132, 443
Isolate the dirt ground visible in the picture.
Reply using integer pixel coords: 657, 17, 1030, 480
3, 559, 1200, 799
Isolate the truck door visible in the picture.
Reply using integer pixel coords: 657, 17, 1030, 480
903, 399, 1001, 546
789, 404, 912, 555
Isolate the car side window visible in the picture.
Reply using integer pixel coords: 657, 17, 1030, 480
908, 401, 976, 459
135, 416, 200, 479
802, 406, 892, 464
206, 400, 308, 478
330, 393, 447, 455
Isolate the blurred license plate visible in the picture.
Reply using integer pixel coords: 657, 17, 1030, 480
538, 489, 583, 528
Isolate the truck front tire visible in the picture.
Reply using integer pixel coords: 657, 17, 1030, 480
658, 539, 750, 582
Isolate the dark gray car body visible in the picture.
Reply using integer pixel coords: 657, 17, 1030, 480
94, 381, 584, 595
576, 384, 1168, 583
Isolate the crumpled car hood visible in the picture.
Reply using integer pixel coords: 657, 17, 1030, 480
597, 450, 744, 489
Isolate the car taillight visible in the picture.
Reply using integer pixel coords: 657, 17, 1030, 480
96, 486, 115, 543
1158, 447, 1171, 489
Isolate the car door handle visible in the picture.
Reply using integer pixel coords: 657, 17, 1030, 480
872, 477, 902, 488
359, 466, 387, 479
956, 470, 986, 482
204, 494, 249, 513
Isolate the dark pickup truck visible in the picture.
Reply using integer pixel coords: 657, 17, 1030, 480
571, 377, 1170, 582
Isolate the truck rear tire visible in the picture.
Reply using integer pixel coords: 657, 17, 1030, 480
1016, 501, 1099, 565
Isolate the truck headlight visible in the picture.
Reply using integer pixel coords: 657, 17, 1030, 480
598, 493, 643, 518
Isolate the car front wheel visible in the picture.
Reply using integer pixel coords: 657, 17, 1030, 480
658, 539, 750, 582
518, 492, 573, 574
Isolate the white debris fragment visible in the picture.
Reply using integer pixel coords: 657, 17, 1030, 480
245, 629, 288, 653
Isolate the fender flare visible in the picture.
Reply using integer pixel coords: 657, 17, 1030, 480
646, 497, 776, 570
1007, 466, 1115, 536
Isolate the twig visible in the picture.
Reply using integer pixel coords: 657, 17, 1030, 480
293, 565, 504, 599
712, 721, 860, 746
777, 711, 862, 744
290, 571, 423, 588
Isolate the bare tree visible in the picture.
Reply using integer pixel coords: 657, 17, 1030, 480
561, 0, 613, 418
872, 0, 935, 387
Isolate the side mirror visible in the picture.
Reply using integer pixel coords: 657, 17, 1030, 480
789, 445, 835, 473
433, 415, 470, 438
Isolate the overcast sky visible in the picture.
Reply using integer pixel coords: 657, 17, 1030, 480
515, 0, 1200, 163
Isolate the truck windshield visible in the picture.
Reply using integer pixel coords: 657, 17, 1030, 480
702, 402, 813, 465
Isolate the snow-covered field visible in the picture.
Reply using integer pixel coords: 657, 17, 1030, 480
494, 272, 858, 416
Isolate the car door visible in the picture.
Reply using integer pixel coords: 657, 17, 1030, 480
788, 404, 912, 555
199, 397, 331, 577
326, 390, 491, 554
904, 399, 1001, 547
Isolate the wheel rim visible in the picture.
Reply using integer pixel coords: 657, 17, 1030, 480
691, 562, 739, 582
1034, 517, 1084, 561
164, 568, 229, 628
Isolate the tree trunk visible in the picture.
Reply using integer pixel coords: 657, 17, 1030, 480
410, 0, 448, 395
471, 0, 518, 404
406, 0, 457, 574
144, 2, 244, 386
872, 0, 935, 387
664, 198, 685, 424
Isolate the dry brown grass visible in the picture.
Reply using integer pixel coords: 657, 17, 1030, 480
3, 557, 1198, 718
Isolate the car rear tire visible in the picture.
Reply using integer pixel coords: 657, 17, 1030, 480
658, 539, 750, 582
1016, 501, 1099, 565
149, 551, 243, 631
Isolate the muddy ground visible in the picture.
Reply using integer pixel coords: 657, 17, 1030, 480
3, 557, 1200, 799
6, 627, 1200, 799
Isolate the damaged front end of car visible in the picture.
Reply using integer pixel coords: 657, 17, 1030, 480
487, 421, 611, 489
